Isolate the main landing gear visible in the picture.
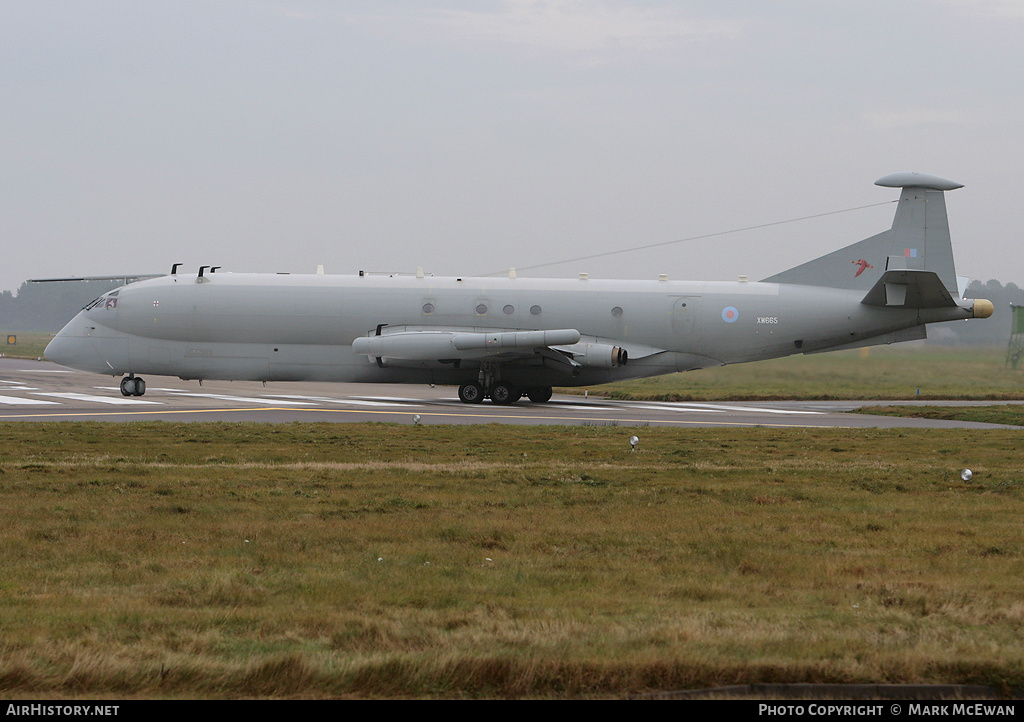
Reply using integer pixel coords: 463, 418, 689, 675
457, 380, 553, 405
119, 374, 146, 397
458, 381, 485, 404
457, 362, 553, 405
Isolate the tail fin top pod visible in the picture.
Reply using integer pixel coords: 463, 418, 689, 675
762, 172, 963, 297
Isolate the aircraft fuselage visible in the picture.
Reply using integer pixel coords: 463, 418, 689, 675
45, 271, 974, 389
41, 174, 993, 402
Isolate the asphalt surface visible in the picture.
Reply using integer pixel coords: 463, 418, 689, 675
1, 357, 1021, 429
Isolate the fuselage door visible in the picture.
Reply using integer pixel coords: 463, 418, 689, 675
669, 296, 702, 349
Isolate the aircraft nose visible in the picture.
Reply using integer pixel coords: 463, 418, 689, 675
45, 313, 124, 374
45, 326, 99, 372
44, 330, 90, 369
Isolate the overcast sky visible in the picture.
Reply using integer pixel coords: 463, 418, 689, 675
3, 0, 1023, 294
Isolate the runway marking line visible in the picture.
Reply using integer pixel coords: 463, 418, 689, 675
33, 392, 164, 405
0, 395, 61, 406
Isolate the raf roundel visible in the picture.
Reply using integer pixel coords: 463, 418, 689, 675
721, 306, 739, 323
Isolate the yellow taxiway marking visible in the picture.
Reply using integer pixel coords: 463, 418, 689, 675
0, 405, 824, 428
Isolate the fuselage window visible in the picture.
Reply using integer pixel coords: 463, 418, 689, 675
530, 305, 542, 315
611, 306, 623, 317
476, 304, 488, 315
422, 303, 434, 314
503, 304, 515, 315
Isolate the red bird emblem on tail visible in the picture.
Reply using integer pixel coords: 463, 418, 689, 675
851, 259, 873, 277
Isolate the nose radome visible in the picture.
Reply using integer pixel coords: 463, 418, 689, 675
45, 323, 97, 372
45, 313, 121, 374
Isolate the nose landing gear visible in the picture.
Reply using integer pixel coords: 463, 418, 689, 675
119, 375, 147, 397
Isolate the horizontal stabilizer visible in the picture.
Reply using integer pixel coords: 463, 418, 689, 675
875, 172, 963, 191
860, 270, 957, 308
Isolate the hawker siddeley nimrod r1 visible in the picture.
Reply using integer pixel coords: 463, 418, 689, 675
44, 172, 993, 404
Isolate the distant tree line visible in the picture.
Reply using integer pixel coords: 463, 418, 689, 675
1, 277, 1021, 347
1, 280, 123, 333
957, 279, 1024, 347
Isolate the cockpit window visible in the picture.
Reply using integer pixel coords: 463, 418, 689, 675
84, 289, 119, 311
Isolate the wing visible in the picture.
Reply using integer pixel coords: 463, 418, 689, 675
353, 328, 581, 368
29, 274, 164, 283
352, 327, 656, 371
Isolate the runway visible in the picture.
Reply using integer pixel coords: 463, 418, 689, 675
0, 358, 1020, 429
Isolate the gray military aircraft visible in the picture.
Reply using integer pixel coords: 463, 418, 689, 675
44, 172, 992, 404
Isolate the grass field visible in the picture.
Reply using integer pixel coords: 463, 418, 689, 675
855, 405, 1024, 427
2, 332, 52, 359
2, 422, 1024, 698
561, 345, 1024, 401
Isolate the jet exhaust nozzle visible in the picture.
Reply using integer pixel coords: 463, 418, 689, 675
560, 343, 628, 368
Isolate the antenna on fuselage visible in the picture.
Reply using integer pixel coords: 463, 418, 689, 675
171, 263, 183, 275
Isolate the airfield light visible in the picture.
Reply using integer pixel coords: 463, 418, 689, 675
629, 435, 639, 452
413, 414, 421, 425
961, 469, 973, 482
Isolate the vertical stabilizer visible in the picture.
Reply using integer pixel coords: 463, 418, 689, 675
762, 172, 963, 294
